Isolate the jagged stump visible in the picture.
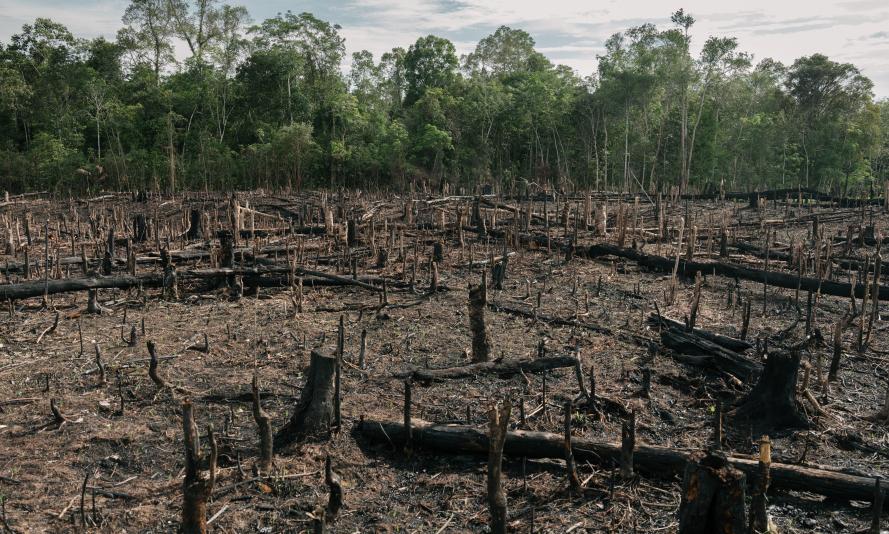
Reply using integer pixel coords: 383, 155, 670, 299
678, 450, 747, 534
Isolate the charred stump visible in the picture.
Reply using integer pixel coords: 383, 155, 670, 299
133, 214, 147, 243
218, 231, 234, 269
487, 400, 510, 534
180, 401, 217, 534
86, 288, 103, 314
469, 279, 491, 362
187, 209, 204, 240
678, 450, 747, 534
252, 375, 274, 473
275, 350, 336, 447
730, 350, 809, 433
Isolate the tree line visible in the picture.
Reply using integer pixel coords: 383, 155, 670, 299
0, 3, 887, 195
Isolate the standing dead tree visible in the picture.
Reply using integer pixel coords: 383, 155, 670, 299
469, 275, 491, 363
251, 375, 273, 473
180, 400, 217, 534
487, 400, 510, 534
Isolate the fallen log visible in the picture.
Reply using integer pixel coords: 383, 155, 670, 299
585, 243, 889, 300
393, 356, 577, 384
648, 314, 752, 352
295, 267, 383, 293
358, 418, 884, 506
0, 269, 400, 300
0, 274, 165, 300
660, 327, 761, 381
488, 302, 650, 346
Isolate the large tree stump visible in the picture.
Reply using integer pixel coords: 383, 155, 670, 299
132, 214, 147, 243
186, 209, 204, 240
275, 350, 336, 447
469, 279, 491, 362
730, 350, 810, 433
678, 450, 747, 534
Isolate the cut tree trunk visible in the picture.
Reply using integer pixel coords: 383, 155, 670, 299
0, 274, 164, 300
729, 350, 809, 433
275, 350, 336, 447
357, 418, 885, 505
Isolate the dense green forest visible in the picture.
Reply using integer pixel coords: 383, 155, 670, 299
0, 2, 887, 195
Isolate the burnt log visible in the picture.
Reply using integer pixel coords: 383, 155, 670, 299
0, 275, 164, 303
660, 327, 761, 381
358, 418, 885, 506
586, 243, 889, 301
649, 314, 752, 352
393, 356, 578, 384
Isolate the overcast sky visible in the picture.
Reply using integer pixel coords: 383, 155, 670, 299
2, 0, 888, 97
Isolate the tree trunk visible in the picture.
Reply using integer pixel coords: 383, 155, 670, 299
187, 209, 204, 240
358, 418, 886, 505
275, 350, 336, 447
730, 350, 809, 433
469, 281, 491, 362
678, 450, 747, 534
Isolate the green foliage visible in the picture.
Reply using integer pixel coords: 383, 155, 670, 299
0, 4, 884, 194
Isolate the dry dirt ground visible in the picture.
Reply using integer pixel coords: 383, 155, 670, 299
0, 191, 888, 533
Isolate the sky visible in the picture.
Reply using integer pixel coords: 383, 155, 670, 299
1, 0, 889, 97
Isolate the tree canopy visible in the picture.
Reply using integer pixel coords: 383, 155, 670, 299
0, 4, 885, 195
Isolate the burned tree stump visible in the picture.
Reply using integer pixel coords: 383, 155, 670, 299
275, 350, 336, 447
325, 455, 343, 521
186, 209, 204, 240
180, 400, 217, 534
347, 220, 359, 247
469, 279, 491, 362
86, 289, 103, 314
678, 450, 747, 534
252, 375, 274, 473
147, 340, 168, 389
487, 400, 510, 534
730, 350, 809, 433
132, 214, 147, 243
219, 231, 235, 269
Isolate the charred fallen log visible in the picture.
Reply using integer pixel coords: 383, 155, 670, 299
358, 418, 884, 505
585, 243, 889, 300
648, 314, 752, 352
0, 268, 405, 300
393, 356, 577, 384
659, 327, 761, 382
0, 274, 165, 300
